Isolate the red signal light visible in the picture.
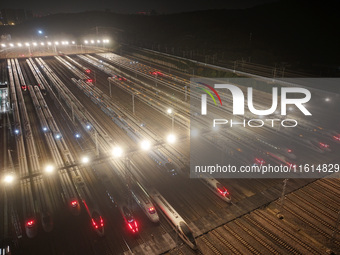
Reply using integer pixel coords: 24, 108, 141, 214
217, 188, 229, 196
319, 142, 329, 148
86, 79, 93, 83
287, 149, 292, 153
26, 220, 35, 227
92, 218, 98, 229
92, 216, 103, 229
127, 220, 138, 233
71, 200, 78, 207
255, 158, 265, 165
85, 69, 91, 74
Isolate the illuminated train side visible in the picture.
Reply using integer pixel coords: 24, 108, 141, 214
149, 189, 197, 250
200, 177, 231, 203
130, 182, 160, 223
119, 204, 139, 234
75, 179, 104, 237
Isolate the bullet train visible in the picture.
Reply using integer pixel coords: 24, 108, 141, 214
25, 217, 38, 239
69, 198, 81, 216
266, 152, 297, 169
75, 177, 104, 236
130, 182, 159, 223
199, 176, 231, 203
310, 139, 331, 152
149, 189, 197, 250
83, 199, 104, 236
119, 204, 139, 234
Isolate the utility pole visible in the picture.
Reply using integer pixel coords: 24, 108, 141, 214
277, 178, 288, 219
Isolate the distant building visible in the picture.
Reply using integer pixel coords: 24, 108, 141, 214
0, 9, 33, 25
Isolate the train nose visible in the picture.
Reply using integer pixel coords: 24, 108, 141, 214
69, 200, 81, 216
25, 218, 38, 238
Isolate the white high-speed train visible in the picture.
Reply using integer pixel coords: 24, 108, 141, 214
200, 176, 232, 203
119, 204, 139, 234
130, 182, 159, 223
149, 189, 197, 250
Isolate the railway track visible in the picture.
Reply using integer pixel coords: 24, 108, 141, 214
166, 177, 339, 254
2, 54, 340, 255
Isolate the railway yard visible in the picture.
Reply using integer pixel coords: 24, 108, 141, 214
0, 50, 339, 255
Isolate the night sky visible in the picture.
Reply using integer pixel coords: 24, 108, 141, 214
1, 0, 277, 14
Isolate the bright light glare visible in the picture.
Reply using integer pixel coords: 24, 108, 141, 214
45, 165, 54, 173
84, 40, 88, 44
91, 40, 95, 44
25, 42, 30, 46
140, 140, 151, 151
38, 30, 43, 34
17, 43, 22, 47
75, 133, 81, 138
112, 147, 123, 157
4, 174, 14, 184
47, 42, 52, 45
167, 108, 173, 114
40, 42, 45, 46
325, 98, 330, 102
14, 129, 19, 134
81, 156, 90, 164
9, 43, 14, 47
72, 41, 75, 44
32, 42, 37, 46
55, 134, 61, 139
167, 134, 176, 144
1, 44, 6, 47
43, 127, 48, 132
97, 40, 100, 43
55, 41, 59, 45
